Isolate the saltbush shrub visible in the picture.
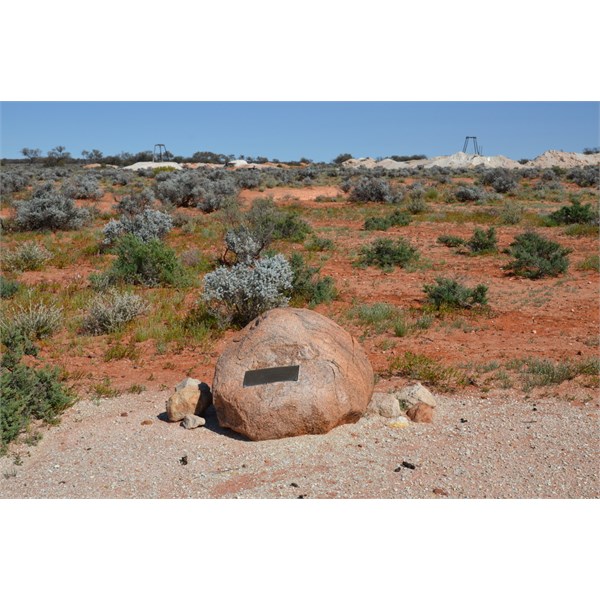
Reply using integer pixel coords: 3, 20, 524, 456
61, 175, 103, 200
500, 201, 524, 225
3, 241, 52, 271
454, 185, 487, 202
115, 189, 155, 216
359, 237, 419, 270
1, 299, 63, 340
349, 177, 400, 203
424, 277, 488, 310
505, 231, 571, 279
202, 254, 293, 325
224, 226, 265, 264
15, 191, 90, 231
102, 209, 173, 245
82, 290, 148, 335
479, 168, 518, 193
566, 166, 599, 188
1, 170, 31, 194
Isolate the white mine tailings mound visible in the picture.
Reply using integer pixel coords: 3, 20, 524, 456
526, 150, 600, 169
123, 161, 183, 171
342, 150, 600, 170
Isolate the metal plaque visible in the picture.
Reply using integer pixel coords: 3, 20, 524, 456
243, 365, 300, 387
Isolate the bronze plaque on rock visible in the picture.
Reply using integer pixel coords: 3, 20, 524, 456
243, 365, 300, 387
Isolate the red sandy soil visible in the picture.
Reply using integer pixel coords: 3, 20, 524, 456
4, 185, 599, 405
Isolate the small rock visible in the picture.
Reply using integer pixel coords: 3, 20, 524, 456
396, 382, 437, 408
140, 419, 153, 426
179, 455, 188, 465
367, 392, 401, 418
460, 418, 468, 423
406, 402, 434, 423
388, 416, 410, 429
394, 461, 416, 471
181, 414, 206, 430
290, 482, 299, 488
120, 412, 128, 417
433, 488, 449, 496
166, 378, 212, 422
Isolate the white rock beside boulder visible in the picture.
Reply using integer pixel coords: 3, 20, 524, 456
366, 392, 402, 418
396, 382, 437, 408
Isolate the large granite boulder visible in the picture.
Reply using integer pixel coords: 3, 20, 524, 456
212, 308, 374, 440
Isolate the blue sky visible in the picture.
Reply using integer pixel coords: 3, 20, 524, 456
1, 101, 597, 162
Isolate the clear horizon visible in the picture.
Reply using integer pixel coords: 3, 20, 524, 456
1, 101, 598, 163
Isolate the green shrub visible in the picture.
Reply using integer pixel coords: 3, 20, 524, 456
1, 331, 74, 454
304, 236, 335, 251
358, 238, 419, 270
466, 227, 497, 254
577, 255, 600, 272
273, 212, 311, 242
549, 199, 598, 225
437, 234, 465, 248
365, 210, 412, 231
505, 231, 571, 279
289, 253, 337, 307
364, 216, 392, 231
0, 276, 20, 299
101, 234, 189, 287
424, 277, 488, 310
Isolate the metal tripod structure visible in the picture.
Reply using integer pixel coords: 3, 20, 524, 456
153, 144, 170, 162
463, 136, 482, 155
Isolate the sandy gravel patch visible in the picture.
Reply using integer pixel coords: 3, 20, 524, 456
1, 388, 597, 499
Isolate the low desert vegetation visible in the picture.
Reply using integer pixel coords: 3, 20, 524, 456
358, 237, 419, 270
423, 277, 488, 310
0, 154, 598, 454
504, 231, 571, 279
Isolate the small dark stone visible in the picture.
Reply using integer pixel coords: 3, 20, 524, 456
179, 455, 188, 466
85, 447, 91, 451
290, 482, 299, 488
297, 495, 306, 499
120, 412, 128, 417
460, 418, 468, 423
532, 407, 537, 412
402, 461, 416, 470
394, 466, 402, 472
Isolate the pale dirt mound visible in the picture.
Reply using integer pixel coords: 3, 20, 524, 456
424, 152, 524, 170
343, 152, 523, 170
123, 161, 183, 171
526, 150, 600, 169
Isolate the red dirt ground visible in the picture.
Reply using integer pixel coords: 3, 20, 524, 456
5, 184, 599, 404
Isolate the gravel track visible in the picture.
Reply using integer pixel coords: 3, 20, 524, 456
1, 389, 598, 499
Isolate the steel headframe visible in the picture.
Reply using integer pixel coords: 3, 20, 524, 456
153, 144, 169, 163
462, 136, 481, 155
